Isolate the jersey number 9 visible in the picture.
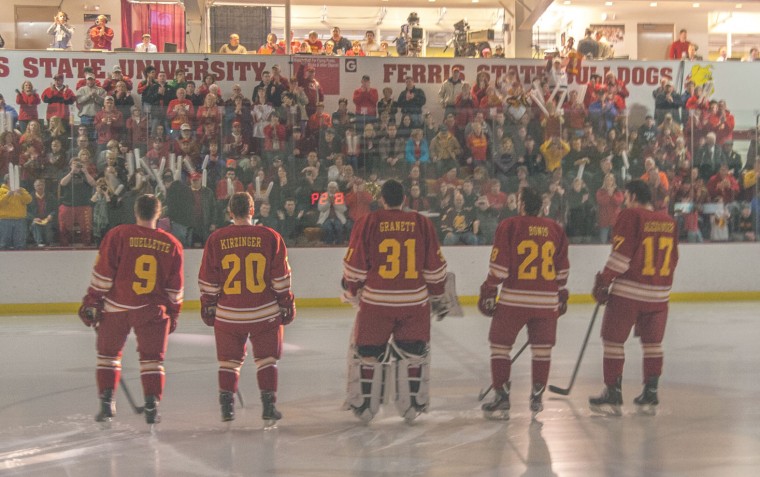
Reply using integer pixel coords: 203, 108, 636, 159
133, 255, 158, 295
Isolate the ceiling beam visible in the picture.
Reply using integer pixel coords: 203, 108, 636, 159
518, 0, 554, 31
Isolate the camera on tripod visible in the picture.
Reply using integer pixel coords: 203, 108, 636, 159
397, 12, 423, 56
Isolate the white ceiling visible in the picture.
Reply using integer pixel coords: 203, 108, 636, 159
210, 0, 760, 13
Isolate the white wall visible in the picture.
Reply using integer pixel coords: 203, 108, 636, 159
0, 0, 123, 51
1, 244, 758, 308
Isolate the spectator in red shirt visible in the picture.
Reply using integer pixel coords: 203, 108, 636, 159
668, 29, 691, 60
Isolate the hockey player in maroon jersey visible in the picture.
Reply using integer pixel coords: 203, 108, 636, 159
590, 179, 679, 415
478, 187, 570, 419
342, 179, 449, 423
198, 192, 295, 428
79, 194, 184, 425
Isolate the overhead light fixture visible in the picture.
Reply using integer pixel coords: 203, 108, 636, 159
563, 0, 571, 4
605, 1, 614, 5
650, 2, 658, 6
693, 3, 700, 7
736, 3, 742, 8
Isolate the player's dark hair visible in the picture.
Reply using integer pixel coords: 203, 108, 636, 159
229, 192, 254, 218
520, 187, 542, 216
134, 194, 161, 221
381, 179, 404, 207
625, 179, 652, 205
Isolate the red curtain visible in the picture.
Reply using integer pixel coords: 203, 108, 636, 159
121, 0, 186, 52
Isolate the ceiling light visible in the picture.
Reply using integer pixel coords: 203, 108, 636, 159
605, 1, 614, 5
563, 0, 571, 4
736, 4, 742, 8
650, 2, 658, 6
693, 3, 700, 7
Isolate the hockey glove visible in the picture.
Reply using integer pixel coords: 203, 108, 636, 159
478, 283, 498, 317
78, 295, 103, 328
168, 315, 178, 334
558, 289, 569, 317
592, 272, 610, 305
278, 292, 296, 325
201, 305, 216, 327
430, 294, 451, 321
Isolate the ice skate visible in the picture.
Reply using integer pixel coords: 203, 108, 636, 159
95, 389, 115, 424
144, 395, 161, 425
481, 383, 510, 420
220, 391, 235, 422
402, 396, 427, 425
633, 376, 659, 415
350, 398, 375, 423
589, 378, 623, 416
530, 384, 545, 419
261, 391, 282, 429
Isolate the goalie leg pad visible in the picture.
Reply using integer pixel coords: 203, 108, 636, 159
392, 341, 430, 421
344, 345, 387, 421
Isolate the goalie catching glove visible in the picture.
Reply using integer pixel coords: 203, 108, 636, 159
78, 295, 103, 328
478, 283, 498, 317
592, 272, 610, 305
430, 294, 451, 321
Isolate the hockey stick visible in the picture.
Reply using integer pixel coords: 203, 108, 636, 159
548, 303, 602, 396
236, 390, 245, 408
120, 376, 145, 414
477, 340, 530, 401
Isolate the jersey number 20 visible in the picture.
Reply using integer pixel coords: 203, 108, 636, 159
222, 253, 267, 294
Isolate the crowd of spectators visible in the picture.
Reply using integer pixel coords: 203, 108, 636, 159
1, 55, 758, 250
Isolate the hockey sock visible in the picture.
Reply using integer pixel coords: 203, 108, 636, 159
408, 366, 421, 393
256, 357, 278, 393
490, 357, 511, 389
602, 341, 625, 386
140, 360, 165, 400
97, 368, 120, 395
642, 343, 664, 380
531, 344, 552, 387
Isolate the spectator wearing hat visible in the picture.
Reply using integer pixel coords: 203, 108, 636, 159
103, 64, 133, 95
296, 62, 324, 117
493, 45, 505, 58
41, 75, 75, 129
438, 67, 464, 119
76, 73, 106, 142
135, 33, 157, 53
220, 33, 248, 54
352, 75, 379, 127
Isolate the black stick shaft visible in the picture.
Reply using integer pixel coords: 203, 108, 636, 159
549, 303, 602, 395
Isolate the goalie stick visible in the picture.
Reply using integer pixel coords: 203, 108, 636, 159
477, 340, 530, 401
548, 303, 602, 396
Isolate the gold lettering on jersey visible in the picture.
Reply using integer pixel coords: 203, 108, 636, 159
643, 221, 675, 233
528, 226, 549, 237
220, 236, 262, 250
128, 237, 171, 253
378, 221, 416, 233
